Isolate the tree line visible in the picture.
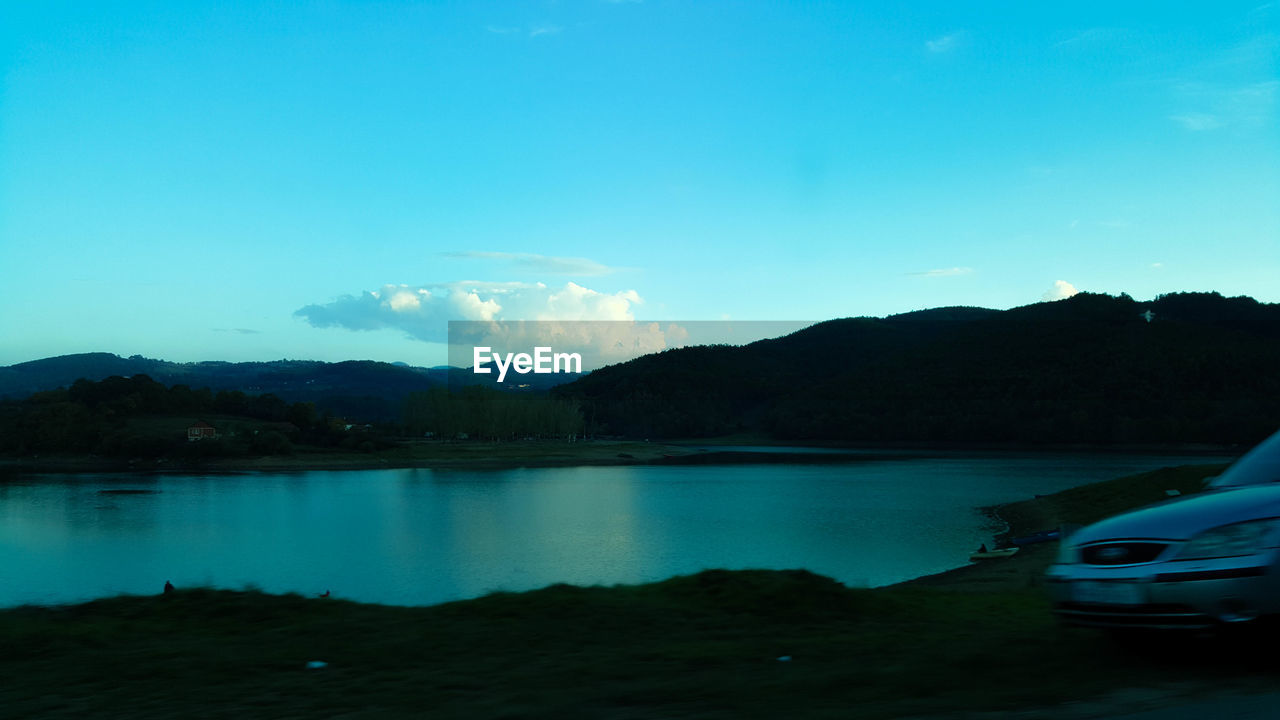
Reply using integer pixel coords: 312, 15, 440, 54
402, 387, 583, 441
0, 374, 367, 457
0, 374, 586, 459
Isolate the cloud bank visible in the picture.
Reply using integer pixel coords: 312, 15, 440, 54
294, 282, 811, 371
294, 281, 643, 344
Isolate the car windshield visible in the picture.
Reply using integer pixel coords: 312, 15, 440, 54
1209, 428, 1280, 488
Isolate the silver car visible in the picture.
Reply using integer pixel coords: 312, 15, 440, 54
1047, 428, 1280, 630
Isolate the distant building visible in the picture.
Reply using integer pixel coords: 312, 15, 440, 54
187, 421, 218, 441
1141, 310, 1155, 323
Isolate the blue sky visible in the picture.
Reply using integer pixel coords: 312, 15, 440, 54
2, 1, 1276, 366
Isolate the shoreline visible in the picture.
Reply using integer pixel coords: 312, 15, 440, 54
901, 461, 1229, 591
0, 438, 1238, 476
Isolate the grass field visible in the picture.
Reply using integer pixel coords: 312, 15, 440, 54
5, 462, 1274, 719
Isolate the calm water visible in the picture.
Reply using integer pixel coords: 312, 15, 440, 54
0, 451, 1231, 607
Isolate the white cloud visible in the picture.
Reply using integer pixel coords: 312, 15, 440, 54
485, 25, 521, 34
1170, 77, 1278, 131
294, 281, 643, 344
1171, 112, 1224, 131
1042, 280, 1079, 302
1226, 80, 1279, 122
529, 25, 562, 37
388, 288, 423, 312
909, 267, 973, 277
442, 251, 619, 277
455, 319, 679, 370
926, 32, 965, 53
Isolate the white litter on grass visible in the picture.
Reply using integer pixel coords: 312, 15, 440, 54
305, 661, 329, 670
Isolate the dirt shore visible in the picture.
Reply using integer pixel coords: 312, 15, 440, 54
903, 461, 1229, 591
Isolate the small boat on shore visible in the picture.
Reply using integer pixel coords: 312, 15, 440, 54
970, 546, 1019, 561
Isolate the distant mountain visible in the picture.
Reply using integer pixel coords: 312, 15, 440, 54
555, 292, 1280, 445
11, 291, 1278, 443
0, 354, 580, 422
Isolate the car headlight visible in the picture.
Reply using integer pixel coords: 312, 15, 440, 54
1175, 518, 1280, 560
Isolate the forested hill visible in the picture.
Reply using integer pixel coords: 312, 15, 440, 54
554, 292, 1280, 445
0, 356, 441, 421
0, 355, 579, 421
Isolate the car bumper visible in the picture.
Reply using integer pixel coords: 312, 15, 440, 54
1046, 558, 1280, 630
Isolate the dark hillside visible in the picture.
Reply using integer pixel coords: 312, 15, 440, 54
0, 356, 447, 421
557, 292, 1280, 445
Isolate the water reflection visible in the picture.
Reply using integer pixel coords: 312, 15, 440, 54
0, 452, 1231, 607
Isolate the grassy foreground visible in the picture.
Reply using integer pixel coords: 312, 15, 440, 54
4, 463, 1272, 720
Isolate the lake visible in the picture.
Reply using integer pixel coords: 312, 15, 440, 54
0, 451, 1232, 607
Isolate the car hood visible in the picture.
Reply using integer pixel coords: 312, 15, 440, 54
1069, 485, 1280, 544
